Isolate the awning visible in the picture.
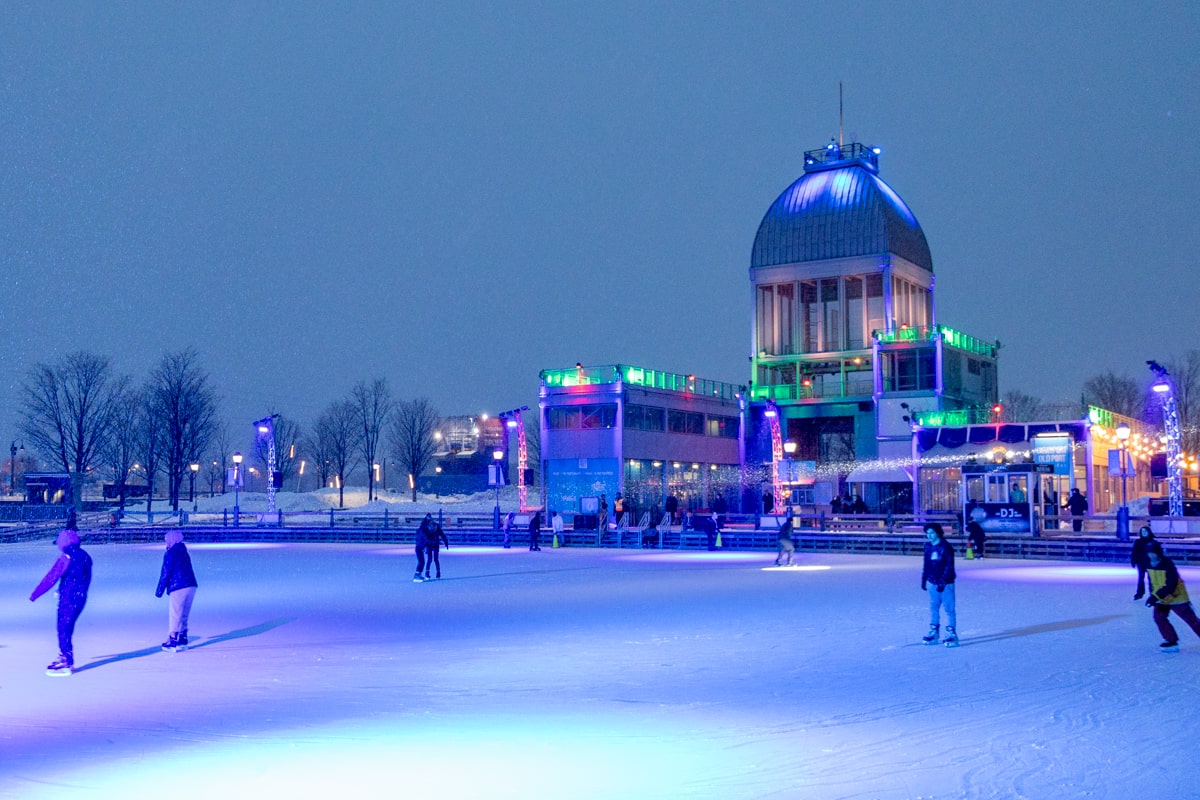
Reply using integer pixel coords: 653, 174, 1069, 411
845, 464, 914, 483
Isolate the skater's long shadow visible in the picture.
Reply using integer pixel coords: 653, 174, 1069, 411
433, 566, 597, 582
957, 614, 1127, 648
75, 617, 296, 672
188, 617, 296, 650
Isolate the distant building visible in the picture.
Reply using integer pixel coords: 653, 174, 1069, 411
539, 365, 743, 524
746, 141, 998, 513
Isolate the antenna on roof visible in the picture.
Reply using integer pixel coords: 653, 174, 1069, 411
839, 81, 844, 147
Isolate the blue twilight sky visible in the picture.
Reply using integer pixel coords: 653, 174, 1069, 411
1, 3, 1198, 451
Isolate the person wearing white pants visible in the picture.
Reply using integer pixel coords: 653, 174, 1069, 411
156, 530, 198, 651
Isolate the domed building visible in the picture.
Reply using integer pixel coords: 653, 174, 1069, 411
748, 141, 999, 513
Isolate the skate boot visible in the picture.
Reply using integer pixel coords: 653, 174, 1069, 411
1160, 640, 1180, 653
943, 626, 959, 647
922, 624, 940, 645
46, 654, 73, 676
176, 631, 189, 652
413, 573, 424, 583
162, 633, 178, 652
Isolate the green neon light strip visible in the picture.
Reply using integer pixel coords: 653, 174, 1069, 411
541, 364, 743, 401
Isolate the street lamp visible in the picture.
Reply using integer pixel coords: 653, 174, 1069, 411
232, 451, 243, 525
492, 447, 505, 529
189, 462, 199, 504
1115, 423, 1131, 541
9, 441, 23, 496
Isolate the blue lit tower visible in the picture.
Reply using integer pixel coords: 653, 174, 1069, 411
747, 141, 999, 512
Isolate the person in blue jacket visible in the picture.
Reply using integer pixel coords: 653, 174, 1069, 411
921, 523, 958, 647
30, 525, 93, 676
156, 529, 198, 652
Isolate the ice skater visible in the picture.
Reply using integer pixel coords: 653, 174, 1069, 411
502, 511, 514, 548
775, 516, 795, 566
414, 514, 436, 582
966, 519, 986, 559
528, 510, 542, 551
30, 525, 93, 676
920, 523, 957, 647
1143, 541, 1200, 652
1130, 525, 1157, 600
424, 517, 450, 579
155, 529, 198, 651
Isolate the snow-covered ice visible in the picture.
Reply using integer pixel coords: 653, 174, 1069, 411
1, 539, 1195, 799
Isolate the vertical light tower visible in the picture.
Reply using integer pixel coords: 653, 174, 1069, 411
254, 415, 280, 515
497, 406, 531, 511
1147, 361, 1184, 521
1115, 422, 1131, 541
764, 401, 783, 513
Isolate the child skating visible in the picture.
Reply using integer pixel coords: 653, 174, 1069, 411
155, 529, 198, 651
1143, 541, 1200, 652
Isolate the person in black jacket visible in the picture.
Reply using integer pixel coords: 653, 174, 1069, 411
528, 511, 542, 551
920, 523, 958, 646
1144, 541, 1200, 651
30, 526, 93, 676
1130, 525, 1157, 600
424, 519, 450, 579
414, 514, 435, 582
156, 529, 198, 651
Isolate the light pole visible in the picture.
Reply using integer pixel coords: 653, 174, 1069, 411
9, 441, 23, 496
232, 451, 243, 525
783, 440, 797, 518
1115, 423, 1131, 540
492, 447, 505, 529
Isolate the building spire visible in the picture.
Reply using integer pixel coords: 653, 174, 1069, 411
839, 81, 844, 147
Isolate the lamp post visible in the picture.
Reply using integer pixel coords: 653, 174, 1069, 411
189, 462, 199, 504
1115, 423, 1131, 541
232, 451, 243, 525
782, 440, 797, 518
492, 447, 505, 530
9, 441, 23, 496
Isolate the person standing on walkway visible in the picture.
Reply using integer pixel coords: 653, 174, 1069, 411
1131, 525, 1157, 600
1143, 541, 1200, 652
30, 524, 93, 676
1064, 488, 1088, 532
551, 510, 565, 547
921, 523, 958, 647
155, 529, 198, 652
502, 511, 514, 548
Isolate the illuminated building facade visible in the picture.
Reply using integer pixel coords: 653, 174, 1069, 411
747, 141, 999, 512
539, 365, 743, 523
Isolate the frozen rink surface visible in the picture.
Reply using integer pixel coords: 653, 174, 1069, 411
1, 541, 1197, 799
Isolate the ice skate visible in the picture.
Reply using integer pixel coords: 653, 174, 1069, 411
943, 626, 959, 648
175, 631, 189, 652
1160, 641, 1179, 653
413, 575, 424, 583
45, 655, 73, 676
922, 624, 939, 645
162, 634, 178, 652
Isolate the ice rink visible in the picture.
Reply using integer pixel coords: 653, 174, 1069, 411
1, 539, 1195, 799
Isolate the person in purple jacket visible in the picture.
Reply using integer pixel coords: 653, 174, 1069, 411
30, 525, 93, 676
156, 529, 198, 652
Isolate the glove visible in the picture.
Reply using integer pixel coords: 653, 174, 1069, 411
1134, 590, 1144, 600
1146, 597, 1157, 608
936, 584, 945, 593
921, 581, 927, 591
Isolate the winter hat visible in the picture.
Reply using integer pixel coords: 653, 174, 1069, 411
1145, 540, 1165, 556
165, 529, 184, 547
56, 529, 80, 550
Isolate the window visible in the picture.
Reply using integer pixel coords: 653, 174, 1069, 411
668, 410, 705, 435
546, 404, 616, 430
706, 415, 739, 439
883, 350, 936, 392
624, 404, 665, 432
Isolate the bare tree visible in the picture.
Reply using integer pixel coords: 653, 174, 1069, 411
389, 398, 440, 501
147, 349, 219, 510
314, 399, 360, 508
205, 421, 231, 497
134, 383, 163, 518
20, 351, 123, 505
351, 379, 393, 502
1082, 371, 1143, 419
1001, 389, 1047, 422
523, 413, 540, 487
99, 381, 142, 512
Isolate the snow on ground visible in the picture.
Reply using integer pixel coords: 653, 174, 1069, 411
1, 541, 1196, 799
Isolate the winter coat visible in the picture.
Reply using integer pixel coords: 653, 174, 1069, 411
156, 542, 198, 597
921, 539, 956, 590
31, 543, 92, 606
1148, 556, 1191, 606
